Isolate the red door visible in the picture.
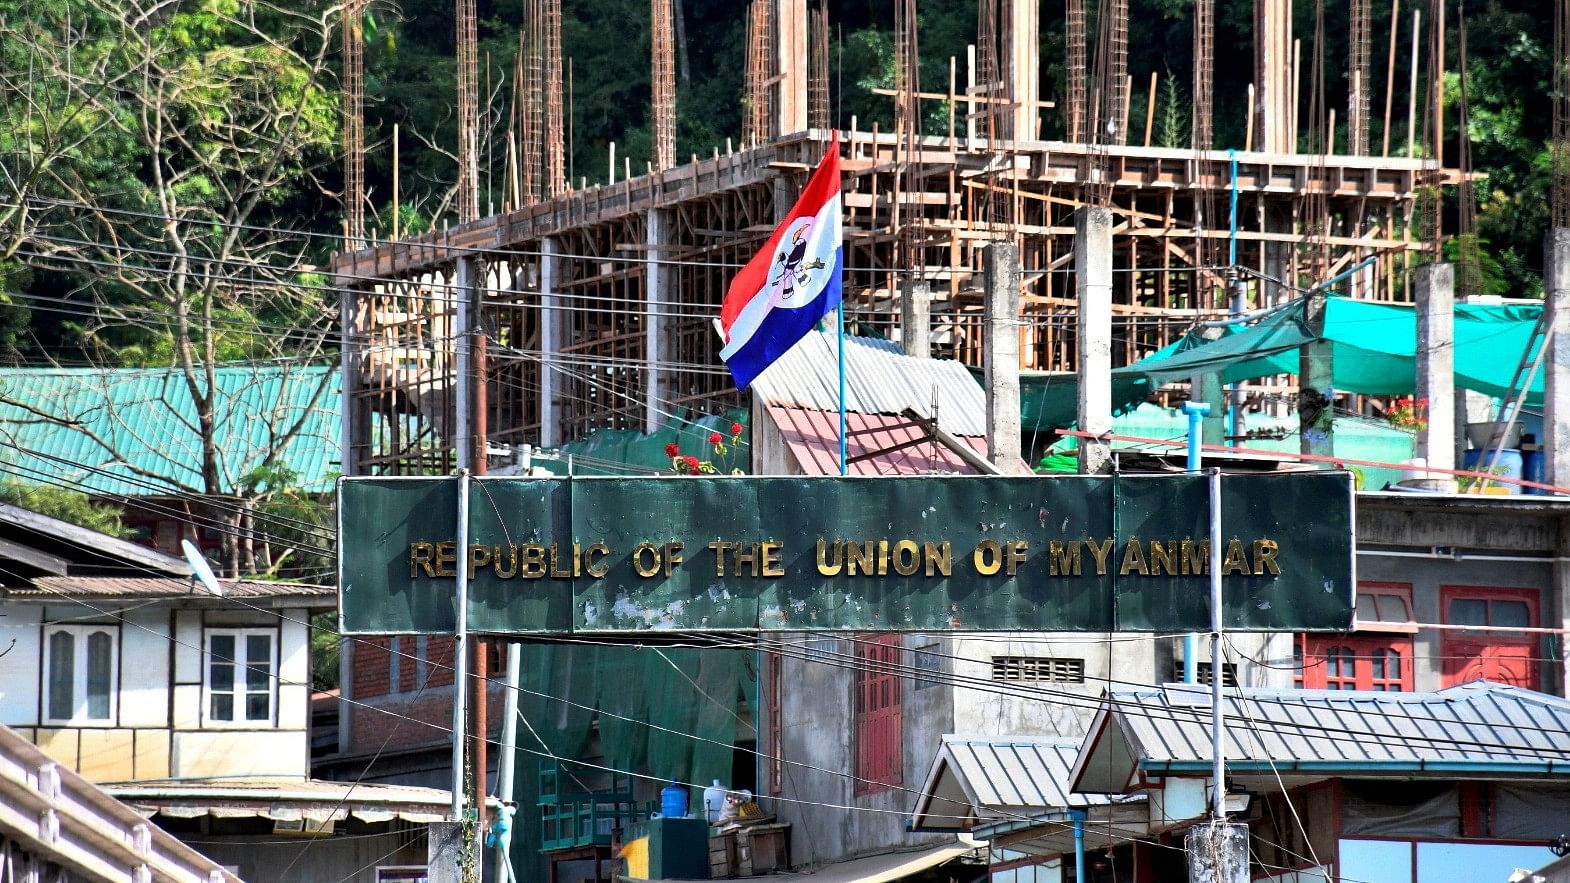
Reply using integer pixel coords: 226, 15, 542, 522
854, 635, 902, 793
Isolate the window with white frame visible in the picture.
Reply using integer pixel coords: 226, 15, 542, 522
204, 628, 276, 725
43, 624, 118, 724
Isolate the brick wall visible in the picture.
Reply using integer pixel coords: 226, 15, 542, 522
344, 634, 505, 757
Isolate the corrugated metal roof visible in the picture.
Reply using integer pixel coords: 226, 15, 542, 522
939, 736, 1110, 810
751, 332, 987, 436
767, 405, 991, 476
0, 367, 339, 497
1081, 681, 1570, 784
13, 576, 332, 601
106, 778, 449, 824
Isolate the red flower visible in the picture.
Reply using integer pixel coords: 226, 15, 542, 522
731, 422, 744, 437
664, 442, 681, 458
683, 456, 701, 472
709, 432, 723, 445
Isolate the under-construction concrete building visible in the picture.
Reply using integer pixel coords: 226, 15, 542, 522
331, 0, 1459, 475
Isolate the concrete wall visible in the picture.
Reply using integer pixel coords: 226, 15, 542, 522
766, 633, 950, 867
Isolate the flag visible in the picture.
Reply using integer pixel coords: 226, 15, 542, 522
717, 136, 843, 389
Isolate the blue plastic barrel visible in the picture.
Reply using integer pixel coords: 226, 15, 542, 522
1522, 447, 1546, 495
1462, 448, 1523, 494
660, 780, 689, 818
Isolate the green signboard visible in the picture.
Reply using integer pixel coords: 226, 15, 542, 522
337, 473, 1355, 635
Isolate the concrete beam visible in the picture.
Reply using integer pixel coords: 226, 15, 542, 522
1076, 207, 1114, 474
901, 276, 931, 359
539, 237, 563, 448
1414, 263, 1457, 491
776, 0, 808, 135
645, 209, 676, 433
984, 242, 1024, 473
1299, 294, 1334, 459
1546, 228, 1570, 488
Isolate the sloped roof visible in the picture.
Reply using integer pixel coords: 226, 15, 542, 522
1073, 681, 1570, 793
750, 332, 987, 436
910, 736, 1113, 833
105, 778, 449, 824
766, 405, 994, 476
12, 576, 332, 604
0, 366, 339, 497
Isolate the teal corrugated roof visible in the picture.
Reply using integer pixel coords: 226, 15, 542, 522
0, 366, 339, 497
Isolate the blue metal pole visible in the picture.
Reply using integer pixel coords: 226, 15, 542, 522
1180, 401, 1211, 684
1070, 808, 1087, 883
1228, 149, 1239, 269
838, 304, 848, 476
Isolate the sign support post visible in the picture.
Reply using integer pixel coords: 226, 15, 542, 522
450, 469, 471, 822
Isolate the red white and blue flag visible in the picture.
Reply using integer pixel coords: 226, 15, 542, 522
718, 138, 843, 388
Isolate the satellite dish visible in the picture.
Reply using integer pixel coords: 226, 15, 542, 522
181, 539, 224, 597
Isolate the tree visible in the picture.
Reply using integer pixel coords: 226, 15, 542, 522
0, 0, 342, 576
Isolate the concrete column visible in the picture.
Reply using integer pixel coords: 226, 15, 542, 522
901, 276, 931, 359
1076, 208, 1114, 474
776, 0, 808, 135
454, 257, 476, 468
539, 238, 562, 449
1558, 518, 1570, 695
426, 821, 463, 883
984, 242, 1024, 473
1186, 821, 1249, 883
1254, 0, 1293, 153
1545, 229, 1570, 488
1004, 0, 1040, 141
1299, 293, 1334, 459
1414, 263, 1457, 491
645, 209, 677, 433
338, 288, 363, 476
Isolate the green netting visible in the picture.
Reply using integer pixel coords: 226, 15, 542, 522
540, 408, 750, 475
1024, 296, 1544, 433
510, 643, 756, 877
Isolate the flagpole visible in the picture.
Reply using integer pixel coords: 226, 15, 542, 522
838, 300, 847, 475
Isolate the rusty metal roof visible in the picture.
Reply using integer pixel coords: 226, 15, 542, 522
11, 576, 333, 603
751, 332, 987, 436
766, 405, 992, 476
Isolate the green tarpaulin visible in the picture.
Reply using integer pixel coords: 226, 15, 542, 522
1022, 296, 1544, 433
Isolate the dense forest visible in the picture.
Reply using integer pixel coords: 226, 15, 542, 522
0, 0, 1560, 363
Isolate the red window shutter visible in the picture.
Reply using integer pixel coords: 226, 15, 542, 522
1439, 586, 1541, 690
1301, 635, 1414, 691
854, 635, 902, 794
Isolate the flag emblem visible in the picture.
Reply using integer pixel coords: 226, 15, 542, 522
718, 136, 843, 388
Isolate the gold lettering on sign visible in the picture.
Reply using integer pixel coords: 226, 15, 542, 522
761, 542, 785, 577
633, 543, 661, 577
520, 544, 546, 578
585, 544, 611, 578
467, 544, 492, 579
924, 542, 953, 577
1222, 538, 1250, 576
434, 542, 457, 578
1086, 538, 1115, 575
1119, 538, 1148, 576
493, 544, 518, 578
410, 542, 436, 578
1005, 541, 1028, 576
891, 540, 921, 576
1148, 540, 1179, 576
846, 541, 874, 576
1181, 538, 1209, 575
664, 543, 684, 577
973, 540, 1002, 576
709, 541, 734, 576
1049, 541, 1081, 576
1253, 539, 1281, 575
816, 539, 843, 576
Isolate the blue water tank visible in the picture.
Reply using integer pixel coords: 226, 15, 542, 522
1462, 448, 1523, 494
1522, 446, 1546, 495
660, 780, 689, 818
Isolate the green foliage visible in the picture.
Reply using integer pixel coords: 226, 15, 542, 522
1157, 72, 1187, 149
0, 480, 129, 537
310, 612, 339, 691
